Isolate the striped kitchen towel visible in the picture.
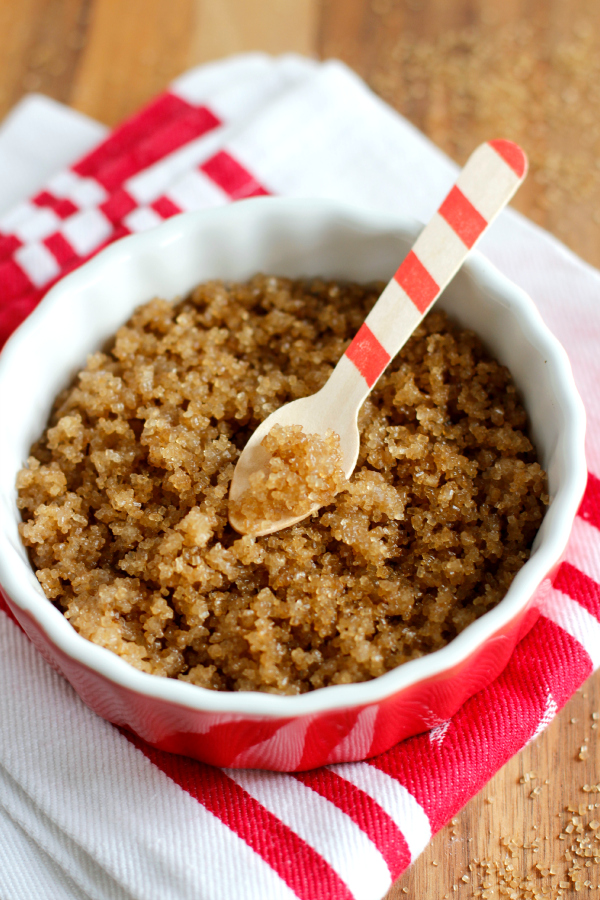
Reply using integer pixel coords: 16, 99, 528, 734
0, 54, 598, 900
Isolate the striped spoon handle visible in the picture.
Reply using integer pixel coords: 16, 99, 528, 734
340, 140, 528, 393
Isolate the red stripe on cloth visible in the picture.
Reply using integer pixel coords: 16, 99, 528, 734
0, 233, 22, 261
577, 470, 599, 531
100, 189, 137, 225
32, 191, 54, 207
294, 769, 410, 880
0, 219, 137, 349
151, 196, 182, 218
365, 616, 592, 834
488, 140, 527, 178
123, 732, 354, 900
33, 191, 78, 220
44, 233, 78, 268
55, 198, 79, 219
200, 151, 270, 199
74, 93, 199, 179
438, 185, 487, 249
0, 258, 34, 303
394, 250, 439, 314
554, 561, 600, 620
345, 323, 391, 388
0, 288, 43, 349
95, 106, 221, 192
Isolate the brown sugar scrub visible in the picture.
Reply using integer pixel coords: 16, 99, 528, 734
16, 275, 548, 694
229, 424, 348, 534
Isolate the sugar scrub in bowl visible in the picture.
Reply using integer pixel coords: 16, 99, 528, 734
0, 196, 586, 771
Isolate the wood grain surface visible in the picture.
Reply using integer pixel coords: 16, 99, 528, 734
0, 2, 598, 898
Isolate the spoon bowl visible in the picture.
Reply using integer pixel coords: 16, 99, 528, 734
228, 369, 362, 535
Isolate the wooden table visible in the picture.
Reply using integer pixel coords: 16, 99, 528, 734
1, 1, 598, 897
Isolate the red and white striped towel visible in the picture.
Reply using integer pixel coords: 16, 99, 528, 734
0, 54, 598, 900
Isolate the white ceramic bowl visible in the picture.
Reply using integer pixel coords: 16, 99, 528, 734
0, 198, 586, 771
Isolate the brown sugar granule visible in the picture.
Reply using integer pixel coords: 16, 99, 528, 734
16, 275, 547, 693
229, 424, 347, 533
446, 784, 600, 900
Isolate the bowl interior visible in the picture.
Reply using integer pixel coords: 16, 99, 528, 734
0, 197, 586, 716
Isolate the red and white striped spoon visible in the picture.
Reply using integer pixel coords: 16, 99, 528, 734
229, 140, 528, 536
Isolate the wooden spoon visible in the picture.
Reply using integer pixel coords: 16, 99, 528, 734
229, 140, 527, 536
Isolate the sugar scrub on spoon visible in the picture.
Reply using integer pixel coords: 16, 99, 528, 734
228, 425, 348, 535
